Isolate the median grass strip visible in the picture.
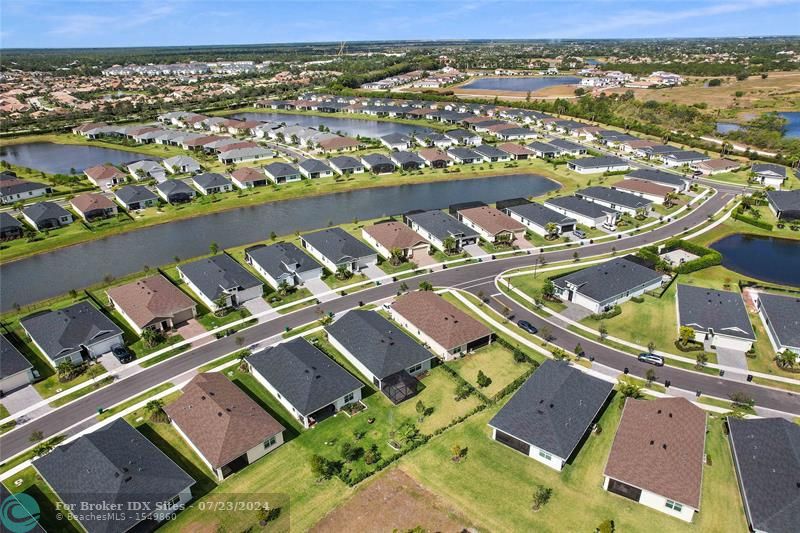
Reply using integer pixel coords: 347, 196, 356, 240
49, 376, 114, 408
96, 382, 175, 421
0, 404, 15, 435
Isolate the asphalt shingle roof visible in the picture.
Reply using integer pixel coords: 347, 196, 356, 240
246, 242, 322, 282
325, 310, 434, 379
545, 195, 618, 219
22, 201, 71, 224
625, 168, 686, 188
505, 202, 576, 229
570, 156, 628, 169
677, 284, 755, 340
552, 256, 662, 303
757, 292, 800, 350
178, 254, 262, 302
115, 184, 158, 205
264, 162, 300, 178
248, 337, 362, 415
298, 158, 332, 173
407, 210, 478, 241
192, 172, 232, 190
301, 227, 375, 264
489, 360, 612, 458
0, 334, 32, 380
576, 186, 652, 209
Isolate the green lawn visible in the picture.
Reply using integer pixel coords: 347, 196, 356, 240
448, 342, 531, 398
2, 466, 84, 533
0, 403, 15, 435
97, 382, 175, 421
399, 400, 747, 533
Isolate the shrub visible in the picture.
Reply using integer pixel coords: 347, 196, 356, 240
531, 485, 553, 511
476, 370, 492, 388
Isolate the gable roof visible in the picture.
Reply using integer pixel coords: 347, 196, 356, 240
247, 337, 362, 415
192, 173, 232, 190
264, 162, 300, 178
106, 274, 195, 330
22, 201, 71, 223
552, 256, 662, 303
362, 153, 395, 167
576, 186, 652, 209
473, 144, 509, 158
364, 221, 427, 250
231, 167, 266, 185
570, 156, 627, 169
605, 397, 706, 508
406, 210, 478, 241
752, 163, 789, 179
728, 417, 800, 533
84, 164, 125, 182
178, 254, 261, 301
506, 201, 576, 228
325, 310, 434, 379
766, 190, 800, 215
612, 178, 674, 197
677, 284, 755, 340
447, 147, 481, 160
0, 211, 22, 231
458, 205, 525, 235
757, 292, 800, 349
115, 184, 158, 205
245, 242, 322, 281
498, 142, 536, 156
391, 291, 492, 351
0, 334, 32, 380
20, 302, 122, 361
164, 373, 283, 469
328, 155, 362, 170
156, 179, 195, 197
625, 168, 686, 188
301, 227, 375, 264
0, 177, 49, 197
418, 148, 451, 162
71, 193, 116, 214
390, 151, 425, 166
545, 196, 618, 219
33, 419, 194, 533
489, 360, 612, 458
298, 158, 332, 173
663, 150, 710, 163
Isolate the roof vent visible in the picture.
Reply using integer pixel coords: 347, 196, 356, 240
201, 395, 206, 400
650, 440, 654, 445
662, 444, 668, 450
657, 409, 662, 414
217, 412, 223, 417
668, 412, 673, 418
123, 476, 132, 483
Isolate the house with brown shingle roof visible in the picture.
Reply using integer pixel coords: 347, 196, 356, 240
362, 221, 429, 260
230, 167, 268, 189
457, 205, 526, 244
611, 178, 675, 203
84, 164, 127, 190
317, 136, 362, 153
691, 158, 741, 176
107, 274, 196, 335
498, 142, 536, 160
164, 372, 284, 480
389, 291, 492, 360
603, 397, 706, 522
70, 192, 118, 221
418, 148, 452, 168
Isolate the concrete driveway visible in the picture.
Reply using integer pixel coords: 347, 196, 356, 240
463, 243, 485, 257
362, 263, 386, 281
515, 238, 535, 249
305, 277, 336, 302
560, 301, 594, 321
2, 385, 48, 417
715, 347, 749, 381
244, 297, 274, 322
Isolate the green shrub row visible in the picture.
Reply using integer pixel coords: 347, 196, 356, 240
732, 213, 774, 231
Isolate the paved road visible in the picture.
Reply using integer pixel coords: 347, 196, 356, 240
6, 187, 796, 462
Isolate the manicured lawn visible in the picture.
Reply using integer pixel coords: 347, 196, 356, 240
399, 400, 747, 533
507, 265, 583, 313
196, 307, 251, 331
34, 362, 108, 399
97, 382, 175, 421
2, 466, 84, 533
322, 272, 370, 290
0, 403, 15, 435
49, 376, 113, 407
448, 343, 531, 398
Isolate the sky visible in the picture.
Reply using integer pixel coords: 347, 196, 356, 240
1, 0, 799, 49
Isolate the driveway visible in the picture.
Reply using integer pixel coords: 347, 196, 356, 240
362, 263, 386, 281
177, 319, 213, 347
463, 243, 485, 257
2, 385, 48, 417
412, 251, 438, 268
244, 297, 274, 322
715, 347, 749, 381
305, 277, 336, 302
560, 301, 595, 322
515, 238, 535, 250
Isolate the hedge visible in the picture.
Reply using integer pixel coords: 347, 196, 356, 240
732, 213, 774, 231
663, 239, 723, 274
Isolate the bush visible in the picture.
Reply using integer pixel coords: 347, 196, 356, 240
476, 370, 492, 388
732, 213, 773, 231
590, 305, 621, 321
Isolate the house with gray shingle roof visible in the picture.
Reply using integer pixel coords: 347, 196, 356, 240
728, 417, 800, 533
114, 184, 159, 210
505, 201, 577, 237
755, 292, 800, 354
544, 196, 620, 229
190, 173, 233, 195
406, 210, 479, 252
547, 138, 587, 156
361, 153, 396, 174
298, 158, 333, 179
33, 419, 195, 533
447, 146, 482, 164
0, 334, 34, 393
766, 189, 800, 220
263, 162, 301, 184
752, 163, 791, 189
178, 254, 263, 311
325, 310, 435, 403
576, 186, 652, 216
445, 129, 481, 146
300, 227, 377, 273
163, 154, 200, 174
20, 301, 124, 367
661, 150, 710, 168
247, 337, 363, 428
0, 175, 51, 205
328, 155, 365, 175
676, 284, 755, 352
473, 144, 512, 163
156, 179, 196, 204
568, 156, 629, 174
0, 212, 23, 241
390, 151, 425, 170
245, 242, 323, 289
380, 133, 411, 151
552, 256, 663, 313
21, 201, 73, 231
625, 168, 688, 191
489, 360, 613, 471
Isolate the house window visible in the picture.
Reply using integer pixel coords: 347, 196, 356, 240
343, 392, 355, 403
665, 500, 683, 512
264, 436, 277, 449
538, 450, 552, 461
408, 363, 423, 374
164, 494, 180, 508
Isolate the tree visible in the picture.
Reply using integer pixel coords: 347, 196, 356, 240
145, 399, 168, 424
214, 295, 229, 316
551, 347, 568, 361
29, 431, 44, 443
775, 349, 797, 370
599, 323, 609, 341
209, 241, 219, 255
277, 279, 290, 297
645, 369, 656, 384
476, 370, 492, 388
618, 379, 643, 407
729, 392, 755, 410
596, 519, 615, 533
142, 327, 166, 348
574, 343, 584, 357
531, 485, 553, 511
544, 222, 559, 240
335, 264, 353, 281
442, 236, 458, 254
340, 441, 362, 462
695, 352, 709, 368
540, 325, 553, 342
419, 280, 433, 291
309, 454, 340, 481
415, 400, 427, 421
542, 280, 556, 299
389, 247, 405, 266
678, 326, 695, 346
647, 341, 656, 354
451, 444, 463, 461
56, 360, 75, 383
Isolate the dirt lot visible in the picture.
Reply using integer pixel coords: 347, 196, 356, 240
311, 468, 474, 533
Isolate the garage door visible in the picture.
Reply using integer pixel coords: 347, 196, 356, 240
495, 429, 530, 455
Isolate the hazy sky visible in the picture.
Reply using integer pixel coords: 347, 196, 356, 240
2, 0, 799, 49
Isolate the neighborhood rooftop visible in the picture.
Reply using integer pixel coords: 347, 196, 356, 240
178, 254, 262, 302
677, 284, 755, 340
552, 257, 662, 304
302, 227, 377, 263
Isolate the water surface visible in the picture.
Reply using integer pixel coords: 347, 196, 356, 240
461, 77, 580, 92
230, 112, 430, 139
711, 234, 800, 287
0, 142, 158, 174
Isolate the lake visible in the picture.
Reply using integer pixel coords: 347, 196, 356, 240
715, 122, 743, 134
778, 111, 800, 138
229, 112, 431, 139
0, 142, 158, 175
711, 234, 800, 287
0, 173, 559, 310
461, 77, 580, 92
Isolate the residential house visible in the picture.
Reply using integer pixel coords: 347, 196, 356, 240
625, 168, 688, 192
766, 190, 800, 220
406, 209, 479, 252
362, 221, 429, 260
527, 141, 559, 159
552, 256, 663, 313
418, 148, 452, 168
328, 155, 365, 175
445, 129, 481, 146
494, 127, 538, 141
568, 156, 629, 174
163, 155, 201, 174
604, 398, 706, 522
389, 291, 492, 360
325, 310, 435, 403
191, 173, 233, 195
0, 175, 52, 204
489, 360, 613, 471
755, 292, 800, 355
245, 242, 323, 289
380, 133, 411, 151
156, 179, 196, 204
84, 164, 127, 190
611, 179, 675, 204
106, 274, 196, 335
165, 373, 284, 480
640, 144, 682, 159
178, 254, 263, 311
318, 136, 361, 153
0, 212, 23, 240
544, 196, 620, 229
727, 417, 800, 533
114, 184, 159, 210
752, 163, 791, 189
0, 334, 34, 394
300, 227, 377, 273
70, 193, 118, 221
415, 132, 453, 149
505, 201, 577, 237
21, 201, 73, 231
473, 144, 512, 163
361, 153, 397, 174
691, 158, 740, 176
457, 205, 526, 244
447, 147, 482, 164
127, 160, 166, 181
217, 145, 274, 165
20, 301, 124, 367
298, 158, 334, 179
498, 143, 536, 160
576, 186, 652, 216
230, 167, 269, 189
661, 150, 710, 168
390, 151, 425, 170
33, 419, 195, 533
262, 162, 301, 185
548, 138, 587, 156
247, 338, 363, 428
676, 284, 755, 352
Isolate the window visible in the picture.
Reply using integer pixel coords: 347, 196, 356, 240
665, 500, 683, 512
263, 436, 277, 449
343, 392, 355, 403
164, 494, 180, 508
538, 450, 552, 461
408, 363, 423, 374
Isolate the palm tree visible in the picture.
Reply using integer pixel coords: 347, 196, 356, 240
145, 399, 168, 424
442, 236, 458, 255
544, 222, 558, 240
389, 247, 405, 266
775, 349, 797, 370
277, 280, 290, 297
56, 360, 74, 383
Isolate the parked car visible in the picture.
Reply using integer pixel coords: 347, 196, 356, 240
517, 320, 538, 335
111, 345, 133, 364
573, 229, 587, 239
637, 353, 664, 366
